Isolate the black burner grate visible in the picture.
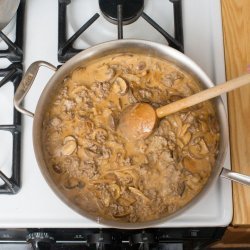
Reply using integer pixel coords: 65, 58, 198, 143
58, 0, 184, 63
0, 64, 22, 194
0, 0, 25, 63
0, 0, 25, 194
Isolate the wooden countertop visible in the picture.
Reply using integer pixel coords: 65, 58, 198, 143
221, 0, 250, 225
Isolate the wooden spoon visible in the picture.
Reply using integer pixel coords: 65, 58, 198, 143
118, 74, 250, 140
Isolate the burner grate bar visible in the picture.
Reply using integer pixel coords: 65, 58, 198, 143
0, 129, 21, 194
15, 0, 25, 50
0, 125, 20, 131
117, 4, 123, 39
58, 13, 100, 59
0, 171, 19, 194
170, 0, 183, 46
0, 64, 22, 88
0, 68, 17, 88
0, 35, 22, 62
141, 12, 184, 52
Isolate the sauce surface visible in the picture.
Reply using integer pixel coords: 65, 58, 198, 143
42, 53, 220, 222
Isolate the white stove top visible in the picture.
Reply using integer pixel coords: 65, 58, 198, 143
0, 0, 232, 228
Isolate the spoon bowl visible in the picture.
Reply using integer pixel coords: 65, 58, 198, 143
118, 103, 157, 140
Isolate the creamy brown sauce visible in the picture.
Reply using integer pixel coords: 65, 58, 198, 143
42, 53, 220, 223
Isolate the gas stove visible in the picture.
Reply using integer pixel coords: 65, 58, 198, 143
0, 0, 232, 249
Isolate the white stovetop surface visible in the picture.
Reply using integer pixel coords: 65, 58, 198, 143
0, 0, 232, 228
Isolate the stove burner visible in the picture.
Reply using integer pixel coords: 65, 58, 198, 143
99, 0, 144, 25
58, 0, 184, 62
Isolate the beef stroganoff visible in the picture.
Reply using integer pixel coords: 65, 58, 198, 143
42, 53, 219, 222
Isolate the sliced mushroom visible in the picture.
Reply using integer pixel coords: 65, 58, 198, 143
181, 131, 192, 145
178, 123, 190, 137
132, 87, 167, 104
62, 136, 77, 156
118, 97, 124, 110
63, 177, 80, 189
101, 191, 111, 207
188, 138, 209, 159
112, 77, 128, 95
109, 183, 121, 199
178, 123, 192, 146
122, 73, 140, 84
94, 65, 115, 82
64, 135, 76, 143
128, 187, 150, 202
118, 196, 136, 206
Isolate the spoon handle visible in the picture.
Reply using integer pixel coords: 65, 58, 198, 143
156, 74, 250, 118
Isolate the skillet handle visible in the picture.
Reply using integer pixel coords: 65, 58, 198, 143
221, 168, 250, 186
14, 61, 57, 117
